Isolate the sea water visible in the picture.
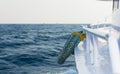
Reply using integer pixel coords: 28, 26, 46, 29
0, 24, 83, 74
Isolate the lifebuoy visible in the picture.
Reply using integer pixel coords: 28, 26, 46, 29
58, 31, 86, 64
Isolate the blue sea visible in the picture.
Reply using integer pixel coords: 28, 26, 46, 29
0, 24, 83, 74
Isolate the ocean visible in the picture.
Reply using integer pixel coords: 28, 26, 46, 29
0, 24, 83, 74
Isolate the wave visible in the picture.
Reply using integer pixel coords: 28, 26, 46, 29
0, 24, 82, 74
60, 69, 77, 74
0, 54, 48, 66
0, 41, 35, 48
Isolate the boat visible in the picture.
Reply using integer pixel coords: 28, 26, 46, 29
58, 0, 120, 74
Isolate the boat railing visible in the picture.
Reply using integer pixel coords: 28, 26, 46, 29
82, 24, 120, 74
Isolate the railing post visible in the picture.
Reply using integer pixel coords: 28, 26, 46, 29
85, 32, 92, 64
85, 24, 93, 65
92, 35, 99, 66
108, 35, 120, 74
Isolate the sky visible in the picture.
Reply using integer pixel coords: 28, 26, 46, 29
0, 0, 112, 24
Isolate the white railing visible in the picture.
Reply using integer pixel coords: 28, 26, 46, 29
82, 24, 120, 74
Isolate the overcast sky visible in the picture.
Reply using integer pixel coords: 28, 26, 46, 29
0, 0, 112, 24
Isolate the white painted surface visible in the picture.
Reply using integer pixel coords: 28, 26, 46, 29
108, 35, 120, 74
74, 28, 113, 74
74, 43, 90, 74
113, 9, 120, 26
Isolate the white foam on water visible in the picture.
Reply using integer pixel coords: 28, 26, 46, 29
59, 69, 77, 74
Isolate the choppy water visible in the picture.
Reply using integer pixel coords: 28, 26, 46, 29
0, 24, 83, 74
